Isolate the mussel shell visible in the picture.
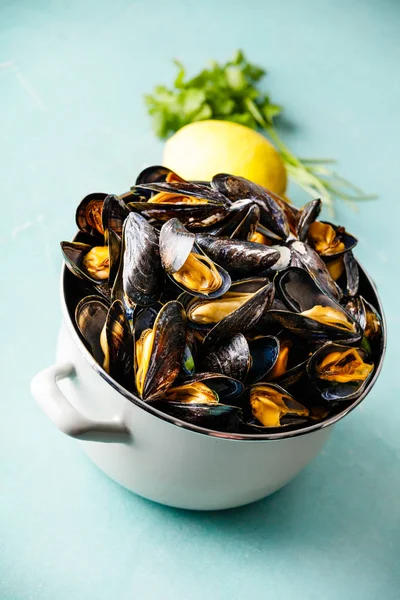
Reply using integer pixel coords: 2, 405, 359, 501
176, 372, 245, 403
211, 174, 290, 239
104, 229, 121, 288
61, 241, 94, 281
289, 240, 341, 300
103, 299, 134, 390
272, 267, 361, 343
160, 219, 231, 299
116, 212, 164, 306
101, 194, 131, 235
246, 335, 280, 384
76, 192, 107, 236
75, 295, 109, 363
196, 234, 280, 277
296, 198, 322, 241
308, 221, 358, 258
199, 333, 251, 382
135, 300, 187, 400
149, 401, 243, 433
61, 240, 113, 289
127, 201, 228, 229
306, 341, 374, 401
342, 296, 366, 331
275, 266, 335, 313
244, 383, 310, 431
160, 218, 195, 273
135, 165, 184, 184
136, 180, 231, 207
209, 200, 260, 241
203, 279, 275, 347
341, 250, 359, 297
268, 309, 362, 344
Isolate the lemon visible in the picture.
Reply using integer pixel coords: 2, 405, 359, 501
163, 120, 287, 195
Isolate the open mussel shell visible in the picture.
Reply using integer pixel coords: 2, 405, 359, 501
199, 333, 251, 382
159, 218, 231, 299
271, 267, 362, 343
126, 200, 228, 229
343, 295, 382, 353
75, 295, 109, 364
136, 180, 231, 207
295, 198, 322, 241
113, 212, 164, 307
134, 300, 187, 400
166, 372, 244, 403
211, 174, 290, 240
196, 234, 281, 277
101, 299, 134, 390
76, 192, 108, 236
149, 401, 243, 433
135, 165, 185, 185
209, 199, 260, 241
202, 279, 275, 348
244, 383, 310, 431
267, 332, 309, 389
342, 250, 359, 297
246, 335, 280, 384
307, 341, 374, 402
288, 239, 341, 300
61, 230, 121, 288
307, 221, 358, 258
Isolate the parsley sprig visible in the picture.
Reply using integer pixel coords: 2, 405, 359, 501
145, 50, 375, 210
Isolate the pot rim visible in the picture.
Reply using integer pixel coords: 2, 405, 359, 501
61, 252, 387, 442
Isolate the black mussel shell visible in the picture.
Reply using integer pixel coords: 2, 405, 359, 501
307, 341, 374, 402
114, 212, 164, 307
166, 372, 245, 404
246, 336, 280, 384
296, 198, 322, 241
135, 165, 185, 185
149, 401, 243, 433
307, 221, 358, 259
203, 279, 275, 347
244, 383, 310, 431
209, 199, 260, 241
267, 331, 310, 389
102, 299, 134, 391
136, 180, 231, 207
102, 194, 131, 235
211, 174, 290, 239
76, 192, 107, 236
75, 295, 109, 364
199, 333, 251, 382
271, 267, 361, 343
127, 201, 228, 229
289, 239, 341, 300
134, 300, 187, 400
342, 250, 359, 297
196, 234, 280, 277
61, 237, 119, 288
159, 218, 231, 299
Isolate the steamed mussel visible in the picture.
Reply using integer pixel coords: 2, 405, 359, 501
61, 167, 384, 435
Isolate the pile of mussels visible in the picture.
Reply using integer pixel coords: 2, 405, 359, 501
61, 167, 383, 434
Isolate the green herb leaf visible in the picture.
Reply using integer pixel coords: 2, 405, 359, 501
144, 50, 375, 209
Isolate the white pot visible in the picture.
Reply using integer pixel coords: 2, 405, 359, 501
31, 265, 385, 511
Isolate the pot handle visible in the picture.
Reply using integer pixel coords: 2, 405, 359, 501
31, 363, 130, 443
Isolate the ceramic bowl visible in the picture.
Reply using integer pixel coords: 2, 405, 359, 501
31, 256, 386, 510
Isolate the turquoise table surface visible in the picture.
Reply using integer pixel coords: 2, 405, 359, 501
1, 0, 399, 598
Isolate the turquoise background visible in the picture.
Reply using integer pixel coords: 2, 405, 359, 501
1, 0, 399, 598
